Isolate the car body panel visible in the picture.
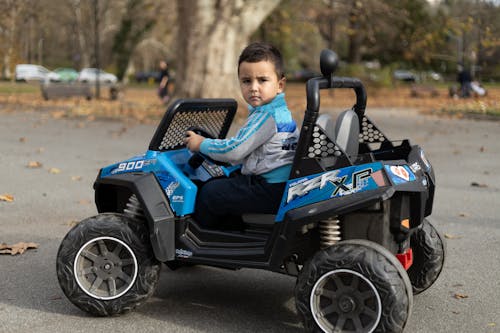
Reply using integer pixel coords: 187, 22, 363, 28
15, 64, 50, 82
78, 68, 118, 84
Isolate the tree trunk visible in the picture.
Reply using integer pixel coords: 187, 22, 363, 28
5, 1, 21, 81
347, 1, 363, 64
72, 0, 91, 68
175, 0, 281, 101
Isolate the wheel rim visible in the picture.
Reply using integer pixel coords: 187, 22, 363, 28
310, 269, 382, 333
74, 236, 138, 300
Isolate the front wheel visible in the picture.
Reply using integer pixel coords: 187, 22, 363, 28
408, 219, 445, 294
56, 213, 160, 316
295, 240, 413, 333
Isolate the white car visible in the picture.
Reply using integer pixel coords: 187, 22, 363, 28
78, 68, 118, 84
393, 69, 417, 82
15, 64, 51, 82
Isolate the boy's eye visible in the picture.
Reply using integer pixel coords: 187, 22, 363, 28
241, 79, 251, 84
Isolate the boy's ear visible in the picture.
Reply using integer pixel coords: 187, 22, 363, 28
278, 76, 286, 93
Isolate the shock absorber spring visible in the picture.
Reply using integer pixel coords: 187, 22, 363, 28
124, 195, 144, 221
319, 217, 341, 249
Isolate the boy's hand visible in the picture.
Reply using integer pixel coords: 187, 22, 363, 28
184, 130, 204, 152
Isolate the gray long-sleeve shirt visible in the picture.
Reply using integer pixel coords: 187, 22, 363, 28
199, 93, 299, 183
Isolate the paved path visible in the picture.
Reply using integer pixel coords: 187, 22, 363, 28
0, 107, 499, 332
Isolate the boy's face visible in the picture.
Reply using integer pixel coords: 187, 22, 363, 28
238, 60, 285, 107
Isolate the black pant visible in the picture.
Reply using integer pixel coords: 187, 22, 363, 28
194, 174, 286, 228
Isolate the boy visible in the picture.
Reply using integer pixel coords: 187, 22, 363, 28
184, 42, 299, 228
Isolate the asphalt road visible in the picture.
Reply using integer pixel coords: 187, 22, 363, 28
0, 106, 499, 333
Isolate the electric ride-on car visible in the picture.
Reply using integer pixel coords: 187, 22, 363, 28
56, 49, 445, 332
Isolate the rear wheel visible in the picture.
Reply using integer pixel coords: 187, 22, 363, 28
56, 213, 160, 316
408, 219, 445, 294
296, 240, 413, 333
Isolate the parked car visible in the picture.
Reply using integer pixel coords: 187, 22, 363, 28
134, 71, 161, 83
393, 69, 417, 82
15, 64, 51, 82
78, 68, 118, 84
47, 68, 79, 82
428, 71, 443, 81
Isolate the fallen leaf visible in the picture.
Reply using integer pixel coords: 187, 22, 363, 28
51, 110, 66, 119
27, 161, 43, 168
111, 126, 128, 138
454, 293, 468, 299
479, 146, 485, 152
0, 194, 15, 202
470, 182, 488, 188
19, 137, 26, 143
36, 147, 45, 153
458, 212, 468, 217
78, 199, 92, 205
65, 220, 80, 227
0, 242, 38, 255
49, 295, 62, 300
48, 168, 61, 174
445, 233, 463, 239
71, 176, 83, 181
451, 310, 460, 314
487, 323, 497, 327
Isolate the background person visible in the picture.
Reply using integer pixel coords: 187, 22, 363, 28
158, 60, 170, 103
457, 64, 472, 98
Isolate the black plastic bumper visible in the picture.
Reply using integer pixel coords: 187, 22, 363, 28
94, 172, 175, 261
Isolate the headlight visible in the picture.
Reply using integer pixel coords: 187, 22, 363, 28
420, 149, 431, 171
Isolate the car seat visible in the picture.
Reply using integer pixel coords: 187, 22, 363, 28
316, 109, 359, 159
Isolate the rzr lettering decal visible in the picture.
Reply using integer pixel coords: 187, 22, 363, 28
332, 176, 348, 196
352, 169, 372, 189
287, 170, 340, 203
286, 168, 372, 203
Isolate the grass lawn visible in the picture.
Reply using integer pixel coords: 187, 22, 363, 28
0, 81, 39, 94
0, 81, 498, 123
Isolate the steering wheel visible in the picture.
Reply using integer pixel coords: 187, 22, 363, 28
186, 126, 215, 140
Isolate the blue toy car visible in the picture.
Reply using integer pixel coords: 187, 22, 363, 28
56, 50, 445, 332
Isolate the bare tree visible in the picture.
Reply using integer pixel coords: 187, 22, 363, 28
69, 0, 92, 68
112, 0, 159, 81
0, 1, 28, 80
174, 0, 281, 100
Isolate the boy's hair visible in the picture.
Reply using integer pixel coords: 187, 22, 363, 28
238, 42, 285, 79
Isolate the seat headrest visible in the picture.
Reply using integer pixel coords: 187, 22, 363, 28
334, 109, 359, 158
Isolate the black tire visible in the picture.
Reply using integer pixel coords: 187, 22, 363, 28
408, 219, 445, 294
56, 213, 160, 316
296, 240, 413, 333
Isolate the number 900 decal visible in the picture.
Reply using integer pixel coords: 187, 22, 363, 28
115, 160, 145, 172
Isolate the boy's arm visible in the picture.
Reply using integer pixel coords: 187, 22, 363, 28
200, 111, 276, 164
